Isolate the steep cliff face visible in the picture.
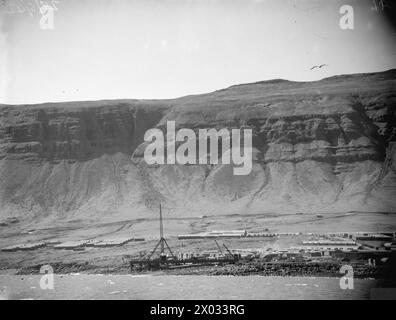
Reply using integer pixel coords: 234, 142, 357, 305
0, 70, 395, 225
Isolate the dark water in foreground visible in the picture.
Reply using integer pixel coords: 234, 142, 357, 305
0, 275, 391, 300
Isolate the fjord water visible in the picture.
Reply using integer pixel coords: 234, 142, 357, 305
0, 275, 388, 300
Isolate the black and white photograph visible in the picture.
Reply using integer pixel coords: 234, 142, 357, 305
0, 0, 395, 304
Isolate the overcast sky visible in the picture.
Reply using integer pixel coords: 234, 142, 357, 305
0, 0, 395, 104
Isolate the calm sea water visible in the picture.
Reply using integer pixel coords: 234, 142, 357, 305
0, 274, 386, 300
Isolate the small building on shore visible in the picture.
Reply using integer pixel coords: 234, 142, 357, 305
178, 229, 247, 239
353, 234, 392, 249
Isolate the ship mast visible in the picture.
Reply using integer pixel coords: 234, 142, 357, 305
159, 204, 165, 257
145, 204, 177, 262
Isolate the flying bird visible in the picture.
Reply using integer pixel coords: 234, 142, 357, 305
310, 64, 328, 70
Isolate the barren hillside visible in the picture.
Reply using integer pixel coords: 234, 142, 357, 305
0, 70, 395, 226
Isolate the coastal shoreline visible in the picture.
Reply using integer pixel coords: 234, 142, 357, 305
4, 259, 395, 280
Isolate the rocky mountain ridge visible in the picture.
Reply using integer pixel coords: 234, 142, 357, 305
0, 70, 395, 225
